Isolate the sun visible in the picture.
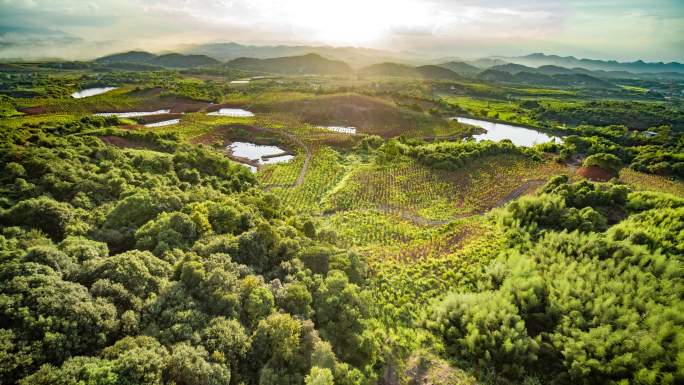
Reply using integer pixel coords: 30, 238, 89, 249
279, 0, 431, 46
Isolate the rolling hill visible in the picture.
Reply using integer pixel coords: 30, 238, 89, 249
225, 53, 353, 75
359, 62, 461, 80
437, 61, 482, 76
477, 68, 612, 87
94, 51, 220, 68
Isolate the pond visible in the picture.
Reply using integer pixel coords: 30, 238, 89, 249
453, 117, 561, 147
227, 142, 293, 173
95, 109, 171, 117
207, 108, 254, 117
71, 87, 117, 99
228, 142, 289, 162
145, 119, 180, 127
319, 126, 357, 134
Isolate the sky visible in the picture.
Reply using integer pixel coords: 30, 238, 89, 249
0, 0, 682, 62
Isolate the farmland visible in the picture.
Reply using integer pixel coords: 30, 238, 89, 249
1, 57, 682, 385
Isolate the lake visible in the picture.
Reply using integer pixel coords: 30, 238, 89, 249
453, 117, 561, 147
95, 109, 170, 117
71, 87, 117, 99
207, 108, 254, 117
319, 126, 357, 134
145, 119, 180, 127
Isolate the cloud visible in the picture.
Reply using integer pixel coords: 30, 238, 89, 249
0, 0, 681, 61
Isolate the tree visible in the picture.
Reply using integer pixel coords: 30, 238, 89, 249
314, 271, 378, 367
80, 250, 172, 300
101, 336, 169, 385
427, 291, 539, 378
0, 197, 77, 241
582, 152, 622, 174
305, 367, 334, 385
0, 265, 117, 381
167, 343, 230, 385
277, 282, 313, 319
135, 212, 201, 255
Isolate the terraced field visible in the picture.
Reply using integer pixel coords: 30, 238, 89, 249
323, 154, 570, 221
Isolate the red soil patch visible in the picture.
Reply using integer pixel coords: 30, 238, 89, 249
18, 106, 46, 115
576, 166, 615, 182
95, 95, 210, 114
98, 135, 147, 149
190, 126, 234, 146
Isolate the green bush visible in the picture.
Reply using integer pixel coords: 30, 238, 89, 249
582, 152, 622, 174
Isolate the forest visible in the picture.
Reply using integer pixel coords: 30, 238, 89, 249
0, 52, 682, 385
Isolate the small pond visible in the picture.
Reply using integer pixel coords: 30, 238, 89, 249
319, 126, 357, 134
207, 108, 254, 117
95, 110, 171, 118
145, 119, 180, 127
453, 117, 561, 147
228, 142, 289, 162
71, 87, 117, 99
227, 142, 294, 173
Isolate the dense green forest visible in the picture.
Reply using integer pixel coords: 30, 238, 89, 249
0, 55, 682, 385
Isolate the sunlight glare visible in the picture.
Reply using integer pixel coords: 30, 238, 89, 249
279, 0, 431, 45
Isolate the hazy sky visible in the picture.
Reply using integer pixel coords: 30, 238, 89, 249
1, 0, 683, 61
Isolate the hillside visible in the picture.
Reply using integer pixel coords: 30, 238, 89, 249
94, 51, 219, 68
358, 62, 417, 77
477, 67, 612, 87
225, 53, 353, 75
149, 53, 220, 68
414, 65, 462, 80
359, 62, 461, 80
95, 51, 157, 64
437, 61, 481, 76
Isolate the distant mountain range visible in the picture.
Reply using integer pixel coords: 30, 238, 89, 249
95, 51, 219, 68
179, 42, 403, 68
497, 53, 684, 74
481, 62, 684, 82
91, 48, 684, 84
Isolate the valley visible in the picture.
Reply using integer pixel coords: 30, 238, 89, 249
1, 49, 682, 385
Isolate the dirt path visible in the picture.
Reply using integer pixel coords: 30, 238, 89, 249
336, 178, 548, 226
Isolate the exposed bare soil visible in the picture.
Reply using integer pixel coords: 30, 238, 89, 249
258, 94, 436, 137
18, 106, 46, 115
577, 166, 614, 181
